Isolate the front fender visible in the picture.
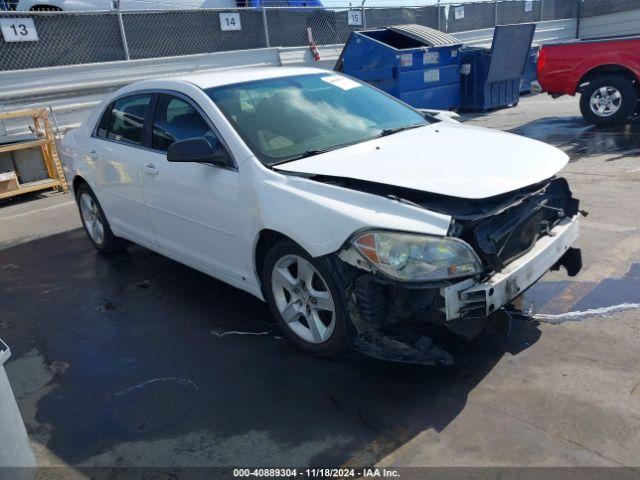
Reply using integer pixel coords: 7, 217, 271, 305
572, 54, 640, 93
254, 174, 451, 258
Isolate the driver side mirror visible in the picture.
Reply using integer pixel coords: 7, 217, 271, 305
166, 137, 232, 168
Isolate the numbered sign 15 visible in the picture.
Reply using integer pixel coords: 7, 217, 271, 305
219, 12, 241, 31
1, 18, 39, 42
454, 6, 465, 20
347, 10, 362, 26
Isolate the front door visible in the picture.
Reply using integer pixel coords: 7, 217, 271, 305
138, 93, 245, 282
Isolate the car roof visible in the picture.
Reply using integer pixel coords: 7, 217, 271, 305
173, 66, 329, 90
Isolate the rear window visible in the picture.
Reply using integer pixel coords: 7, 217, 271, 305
106, 95, 152, 146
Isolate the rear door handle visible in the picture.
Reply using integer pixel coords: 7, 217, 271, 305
143, 163, 158, 175
86, 150, 99, 161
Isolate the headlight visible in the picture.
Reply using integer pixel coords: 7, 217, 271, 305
352, 230, 483, 282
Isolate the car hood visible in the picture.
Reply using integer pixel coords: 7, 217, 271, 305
274, 122, 569, 200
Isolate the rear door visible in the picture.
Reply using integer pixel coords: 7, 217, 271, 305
87, 94, 157, 246
137, 93, 245, 282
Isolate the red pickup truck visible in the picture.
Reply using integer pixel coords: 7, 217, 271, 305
537, 36, 640, 126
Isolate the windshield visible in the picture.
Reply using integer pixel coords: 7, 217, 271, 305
206, 74, 429, 166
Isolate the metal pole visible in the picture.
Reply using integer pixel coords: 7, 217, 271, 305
437, 0, 441, 31
575, 0, 582, 38
540, 0, 544, 22
361, 0, 366, 30
494, 0, 498, 26
262, 7, 270, 48
116, 1, 130, 61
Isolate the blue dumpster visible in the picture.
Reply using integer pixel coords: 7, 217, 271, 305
460, 23, 536, 112
335, 25, 462, 110
520, 45, 540, 93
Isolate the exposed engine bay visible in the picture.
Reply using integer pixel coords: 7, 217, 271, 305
315, 175, 586, 365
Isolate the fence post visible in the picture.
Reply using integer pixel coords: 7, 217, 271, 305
116, 2, 130, 61
262, 7, 270, 48
361, 3, 366, 29
575, 0, 582, 38
540, 0, 544, 22
437, 0, 441, 31
494, 0, 499, 26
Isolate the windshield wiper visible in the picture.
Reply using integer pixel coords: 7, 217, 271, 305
379, 123, 425, 137
271, 148, 333, 166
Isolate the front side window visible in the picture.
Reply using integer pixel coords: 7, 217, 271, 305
206, 74, 429, 166
107, 94, 152, 145
152, 94, 216, 152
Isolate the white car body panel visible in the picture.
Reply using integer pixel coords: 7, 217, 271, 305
59, 67, 570, 305
275, 122, 569, 200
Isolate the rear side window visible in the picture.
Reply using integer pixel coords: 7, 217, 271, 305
107, 95, 152, 145
96, 105, 111, 138
152, 94, 215, 152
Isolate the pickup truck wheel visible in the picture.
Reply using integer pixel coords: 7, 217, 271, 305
76, 183, 125, 254
263, 240, 352, 357
580, 75, 637, 126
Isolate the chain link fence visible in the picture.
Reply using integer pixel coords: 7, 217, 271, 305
0, 0, 635, 72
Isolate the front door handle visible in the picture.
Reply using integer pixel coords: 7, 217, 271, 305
143, 163, 158, 175
86, 150, 99, 161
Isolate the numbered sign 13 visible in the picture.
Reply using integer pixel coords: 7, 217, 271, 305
219, 13, 241, 31
1, 18, 39, 42
454, 6, 465, 20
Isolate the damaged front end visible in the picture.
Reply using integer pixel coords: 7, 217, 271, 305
332, 176, 585, 365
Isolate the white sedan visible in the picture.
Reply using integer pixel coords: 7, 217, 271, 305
61, 67, 582, 363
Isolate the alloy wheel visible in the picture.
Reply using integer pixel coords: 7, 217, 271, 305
271, 254, 336, 344
79, 192, 105, 246
590, 86, 622, 117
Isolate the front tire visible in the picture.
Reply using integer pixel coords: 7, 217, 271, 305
263, 240, 352, 357
580, 74, 637, 126
76, 183, 125, 253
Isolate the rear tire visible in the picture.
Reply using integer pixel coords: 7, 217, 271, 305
580, 74, 637, 126
263, 240, 352, 357
76, 183, 125, 254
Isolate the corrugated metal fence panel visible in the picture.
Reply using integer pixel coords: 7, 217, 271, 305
579, 8, 640, 38
581, 0, 640, 17
0, 11, 125, 71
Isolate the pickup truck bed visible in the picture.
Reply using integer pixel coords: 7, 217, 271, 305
537, 35, 640, 126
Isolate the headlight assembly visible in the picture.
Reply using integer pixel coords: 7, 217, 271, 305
352, 230, 483, 282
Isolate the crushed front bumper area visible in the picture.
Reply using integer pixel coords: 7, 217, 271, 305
338, 215, 581, 366
442, 215, 581, 321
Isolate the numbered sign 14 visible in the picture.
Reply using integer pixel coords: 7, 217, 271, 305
0, 18, 39, 42
347, 10, 362, 26
219, 12, 241, 31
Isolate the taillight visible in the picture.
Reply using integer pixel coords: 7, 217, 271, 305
537, 48, 547, 75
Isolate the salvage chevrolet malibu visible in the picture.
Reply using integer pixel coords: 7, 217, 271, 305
61, 67, 583, 364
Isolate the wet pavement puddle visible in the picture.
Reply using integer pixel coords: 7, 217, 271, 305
510, 116, 640, 161
516, 262, 640, 323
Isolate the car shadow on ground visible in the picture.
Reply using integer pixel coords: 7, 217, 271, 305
0, 229, 541, 467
